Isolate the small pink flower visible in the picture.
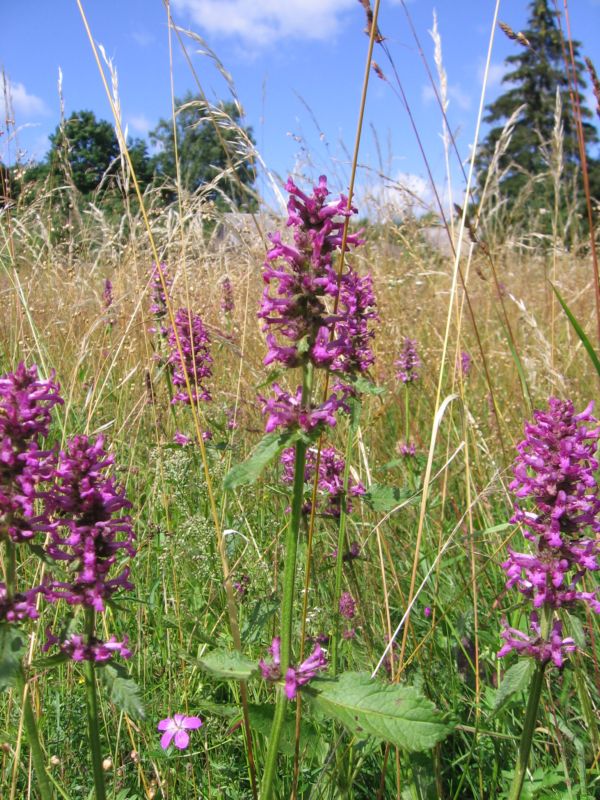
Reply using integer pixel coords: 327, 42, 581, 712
157, 714, 202, 750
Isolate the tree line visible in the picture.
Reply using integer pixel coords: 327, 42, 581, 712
1, 93, 257, 215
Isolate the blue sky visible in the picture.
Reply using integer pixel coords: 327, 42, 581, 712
3, 0, 600, 213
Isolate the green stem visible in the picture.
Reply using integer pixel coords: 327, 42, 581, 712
16, 667, 55, 800
330, 418, 356, 675
506, 607, 552, 800
261, 366, 312, 800
83, 609, 107, 800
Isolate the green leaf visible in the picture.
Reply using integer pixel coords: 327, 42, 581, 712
363, 484, 413, 512
0, 624, 26, 690
241, 595, 280, 645
347, 375, 385, 396
197, 648, 258, 680
564, 611, 586, 649
306, 672, 453, 751
247, 703, 324, 758
492, 659, 534, 714
224, 430, 300, 489
98, 661, 145, 720
552, 283, 600, 379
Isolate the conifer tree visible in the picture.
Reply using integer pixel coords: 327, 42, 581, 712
476, 0, 599, 229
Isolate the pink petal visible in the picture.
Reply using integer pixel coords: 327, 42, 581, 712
157, 718, 172, 731
173, 729, 190, 749
183, 716, 202, 730
160, 730, 175, 750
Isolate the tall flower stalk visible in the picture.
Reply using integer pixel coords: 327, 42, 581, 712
257, 176, 376, 798
499, 398, 600, 800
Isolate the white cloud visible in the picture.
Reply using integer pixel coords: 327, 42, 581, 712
358, 172, 433, 222
479, 61, 506, 89
172, 0, 356, 45
422, 82, 471, 111
1, 80, 48, 119
128, 114, 153, 135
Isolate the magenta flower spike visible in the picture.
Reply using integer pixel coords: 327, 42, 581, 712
339, 591, 357, 619
395, 338, 421, 384
167, 308, 213, 405
221, 276, 234, 314
280, 445, 365, 517
257, 175, 377, 435
499, 398, 600, 665
157, 714, 203, 750
0, 363, 63, 544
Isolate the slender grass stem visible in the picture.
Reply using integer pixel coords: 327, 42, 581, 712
83, 609, 107, 800
261, 366, 312, 800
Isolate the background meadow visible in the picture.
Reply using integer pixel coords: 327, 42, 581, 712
1, 1, 600, 798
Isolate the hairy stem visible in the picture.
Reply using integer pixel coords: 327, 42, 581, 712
507, 608, 552, 800
261, 366, 312, 799
83, 609, 107, 800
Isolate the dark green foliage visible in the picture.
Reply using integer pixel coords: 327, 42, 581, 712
476, 0, 600, 228
149, 95, 257, 209
47, 110, 153, 198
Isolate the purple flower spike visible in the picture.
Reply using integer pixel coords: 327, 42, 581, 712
458, 351, 471, 377
339, 591, 357, 619
257, 175, 376, 435
0, 363, 63, 543
395, 338, 421, 384
157, 714, 203, 750
499, 398, 600, 667
168, 308, 213, 405
103, 279, 113, 309
221, 276, 234, 315
280, 445, 365, 517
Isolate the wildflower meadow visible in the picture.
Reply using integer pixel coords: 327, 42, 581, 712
1, 1, 600, 798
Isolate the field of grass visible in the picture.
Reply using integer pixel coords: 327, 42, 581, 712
1, 5, 600, 800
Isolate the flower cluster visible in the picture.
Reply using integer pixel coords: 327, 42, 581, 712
43, 631, 132, 662
149, 262, 172, 336
458, 350, 471, 377
44, 435, 135, 613
0, 363, 135, 663
259, 637, 327, 700
280, 445, 365, 517
0, 364, 63, 623
42, 434, 135, 661
220, 276, 234, 315
339, 591, 356, 619
0, 363, 63, 543
395, 338, 421, 384
257, 175, 377, 433
498, 398, 600, 667
167, 308, 213, 405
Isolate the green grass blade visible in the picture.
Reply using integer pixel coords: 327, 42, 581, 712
552, 283, 600, 378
